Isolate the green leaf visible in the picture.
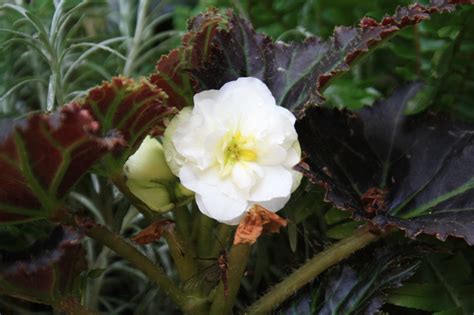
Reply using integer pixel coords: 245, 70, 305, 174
325, 221, 361, 240
387, 252, 474, 314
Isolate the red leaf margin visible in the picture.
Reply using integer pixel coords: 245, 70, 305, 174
80, 76, 174, 175
0, 226, 86, 304
149, 8, 229, 109
0, 104, 123, 224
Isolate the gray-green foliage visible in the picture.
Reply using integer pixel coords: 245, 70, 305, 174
0, 0, 180, 115
0, 1, 181, 314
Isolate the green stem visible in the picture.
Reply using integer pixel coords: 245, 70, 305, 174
209, 244, 251, 315
210, 224, 233, 257
197, 213, 215, 257
174, 205, 192, 239
245, 226, 381, 314
85, 224, 199, 313
164, 229, 198, 284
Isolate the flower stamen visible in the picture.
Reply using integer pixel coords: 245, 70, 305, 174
220, 131, 257, 175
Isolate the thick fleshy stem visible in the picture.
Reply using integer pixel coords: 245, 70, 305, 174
163, 229, 198, 284
197, 213, 215, 257
85, 224, 205, 314
245, 226, 381, 314
111, 175, 199, 285
209, 244, 251, 315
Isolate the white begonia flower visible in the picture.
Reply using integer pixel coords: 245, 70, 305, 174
124, 136, 176, 212
163, 77, 302, 225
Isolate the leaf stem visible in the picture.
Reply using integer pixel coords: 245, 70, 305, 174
209, 244, 251, 315
245, 226, 380, 314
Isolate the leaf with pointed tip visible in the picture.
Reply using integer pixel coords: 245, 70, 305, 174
0, 104, 122, 224
149, 8, 228, 109
0, 226, 86, 304
297, 82, 474, 245
280, 245, 420, 315
387, 251, 474, 314
80, 76, 173, 175
189, 1, 472, 110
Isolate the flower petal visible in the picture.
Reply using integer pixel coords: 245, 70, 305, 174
196, 193, 248, 225
249, 166, 293, 202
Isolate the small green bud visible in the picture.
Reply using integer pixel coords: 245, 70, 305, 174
126, 179, 174, 212
124, 136, 179, 213
124, 136, 175, 182
175, 183, 194, 199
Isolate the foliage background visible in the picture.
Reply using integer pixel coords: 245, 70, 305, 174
0, 0, 473, 314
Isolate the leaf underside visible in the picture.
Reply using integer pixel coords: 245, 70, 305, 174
81, 76, 172, 175
296, 82, 474, 244
152, 0, 473, 111
0, 76, 170, 223
0, 104, 120, 224
0, 226, 86, 304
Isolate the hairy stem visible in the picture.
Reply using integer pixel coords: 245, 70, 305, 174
197, 213, 215, 257
245, 226, 380, 314
85, 224, 195, 312
210, 224, 233, 257
209, 244, 251, 315
164, 229, 198, 283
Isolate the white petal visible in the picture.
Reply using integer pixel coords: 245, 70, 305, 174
257, 195, 291, 212
219, 77, 276, 110
231, 162, 257, 193
163, 107, 193, 176
196, 193, 248, 225
257, 144, 287, 165
249, 166, 292, 202
179, 165, 244, 201
283, 143, 301, 169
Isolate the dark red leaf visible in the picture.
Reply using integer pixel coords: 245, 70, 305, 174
296, 82, 474, 245
189, 1, 471, 110
0, 104, 121, 223
317, 245, 421, 315
149, 8, 228, 109
0, 226, 86, 304
81, 76, 173, 175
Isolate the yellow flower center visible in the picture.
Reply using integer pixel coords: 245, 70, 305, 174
219, 131, 257, 176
